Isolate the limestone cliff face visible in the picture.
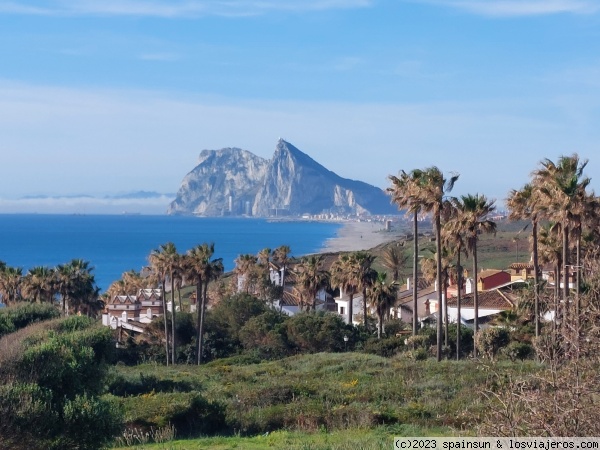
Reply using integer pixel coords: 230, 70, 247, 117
168, 140, 395, 216
167, 148, 268, 216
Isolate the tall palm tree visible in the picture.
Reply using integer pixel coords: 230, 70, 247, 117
538, 223, 563, 325
506, 183, 543, 338
295, 255, 328, 311
368, 272, 398, 339
388, 169, 426, 336
22, 266, 56, 304
379, 246, 408, 283
272, 245, 291, 290
187, 243, 223, 365
56, 259, 95, 315
410, 167, 459, 361
355, 252, 377, 329
0, 265, 23, 306
443, 202, 467, 360
534, 154, 590, 304
455, 194, 496, 354
331, 253, 362, 324
149, 243, 179, 366
234, 254, 258, 294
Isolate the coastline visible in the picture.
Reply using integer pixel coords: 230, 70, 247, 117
319, 220, 400, 253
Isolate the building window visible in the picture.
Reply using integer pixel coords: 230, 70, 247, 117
340, 306, 345, 315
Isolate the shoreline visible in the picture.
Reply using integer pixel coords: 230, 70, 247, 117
319, 220, 401, 253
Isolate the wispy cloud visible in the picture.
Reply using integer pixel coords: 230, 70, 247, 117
139, 52, 180, 62
411, 0, 599, 17
0, 0, 373, 17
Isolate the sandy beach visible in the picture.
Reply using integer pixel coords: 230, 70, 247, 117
319, 221, 401, 253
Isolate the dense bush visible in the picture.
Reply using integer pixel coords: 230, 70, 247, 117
362, 336, 404, 357
238, 310, 290, 359
475, 327, 510, 359
503, 341, 535, 361
107, 372, 199, 397
284, 312, 351, 353
0, 317, 122, 449
0, 303, 59, 338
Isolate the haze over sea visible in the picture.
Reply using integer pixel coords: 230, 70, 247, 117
0, 215, 341, 292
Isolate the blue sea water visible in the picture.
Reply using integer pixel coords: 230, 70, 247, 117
0, 215, 341, 292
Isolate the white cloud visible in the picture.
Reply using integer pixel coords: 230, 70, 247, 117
411, 0, 599, 17
0, 195, 175, 214
0, 0, 373, 17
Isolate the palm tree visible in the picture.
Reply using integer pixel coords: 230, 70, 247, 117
234, 254, 258, 294
506, 183, 543, 338
443, 202, 468, 360
272, 245, 291, 290
187, 243, 223, 365
0, 265, 23, 306
295, 255, 328, 311
380, 245, 408, 283
408, 167, 459, 361
355, 252, 377, 329
388, 169, 425, 336
538, 223, 563, 325
534, 154, 590, 305
455, 194, 496, 354
56, 259, 95, 315
149, 243, 179, 366
22, 266, 57, 304
369, 272, 398, 339
331, 253, 361, 324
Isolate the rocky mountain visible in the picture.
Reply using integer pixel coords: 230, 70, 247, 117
167, 139, 395, 217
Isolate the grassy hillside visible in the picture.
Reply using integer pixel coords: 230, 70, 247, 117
108, 352, 539, 449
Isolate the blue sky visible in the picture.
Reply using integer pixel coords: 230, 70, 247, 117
1, 0, 599, 213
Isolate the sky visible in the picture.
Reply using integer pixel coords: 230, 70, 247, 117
1, 0, 600, 213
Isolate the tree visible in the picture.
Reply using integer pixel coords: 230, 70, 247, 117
234, 254, 258, 294
272, 245, 291, 290
454, 194, 496, 355
408, 167, 459, 361
331, 253, 361, 324
0, 265, 23, 306
22, 266, 57, 305
149, 243, 180, 366
368, 272, 398, 339
295, 255, 329, 311
533, 154, 590, 306
443, 202, 468, 359
55, 259, 96, 315
388, 169, 426, 336
506, 183, 543, 338
379, 245, 408, 283
355, 251, 377, 329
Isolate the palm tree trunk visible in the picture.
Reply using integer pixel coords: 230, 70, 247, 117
378, 313, 383, 339
443, 270, 448, 348
348, 293, 354, 325
473, 244, 479, 358
170, 273, 177, 365
198, 280, 209, 364
532, 219, 540, 339
362, 287, 368, 331
456, 252, 462, 360
435, 213, 443, 362
576, 233, 581, 329
195, 279, 202, 364
562, 223, 569, 304
162, 279, 169, 366
412, 211, 418, 336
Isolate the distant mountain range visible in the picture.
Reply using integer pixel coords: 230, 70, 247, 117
168, 139, 396, 217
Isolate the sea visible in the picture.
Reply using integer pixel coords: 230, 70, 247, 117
0, 214, 341, 293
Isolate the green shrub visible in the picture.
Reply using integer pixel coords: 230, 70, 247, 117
503, 341, 535, 361
107, 372, 198, 397
285, 312, 350, 353
362, 336, 404, 357
475, 327, 510, 359
0, 303, 59, 338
